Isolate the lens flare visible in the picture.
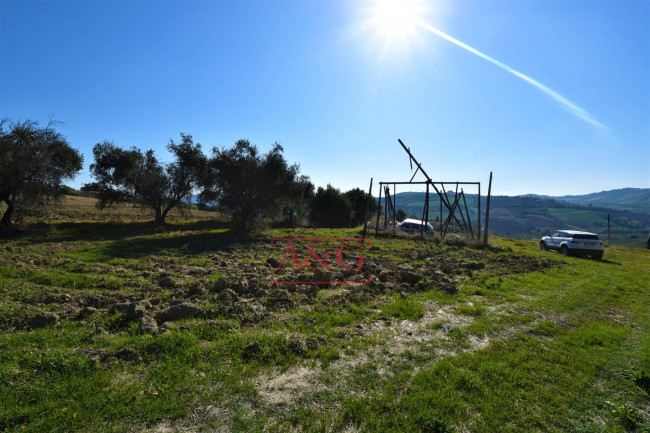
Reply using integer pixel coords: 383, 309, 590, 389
364, 0, 605, 128
415, 19, 605, 128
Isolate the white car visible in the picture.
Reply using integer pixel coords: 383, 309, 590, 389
397, 218, 434, 234
540, 230, 604, 260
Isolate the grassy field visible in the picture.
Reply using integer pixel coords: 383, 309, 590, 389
0, 196, 218, 225
1, 199, 649, 432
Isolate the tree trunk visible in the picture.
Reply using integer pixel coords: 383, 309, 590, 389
154, 206, 165, 225
0, 199, 15, 227
160, 206, 172, 225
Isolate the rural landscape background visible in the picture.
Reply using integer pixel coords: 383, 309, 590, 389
2, 0, 649, 431
0, 192, 649, 432
391, 187, 650, 246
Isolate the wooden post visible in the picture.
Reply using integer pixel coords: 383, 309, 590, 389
425, 183, 430, 237
442, 183, 448, 237
439, 191, 443, 237
420, 185, 429, 239
362, 178, 373, 239
442, 192, 463, 238
483, 172, 493, 246
393, 184, 397, 234
454, 183, 468, 233
375, 183, 382, 233
457, 195, 468, 233
425, 183, 430, 225
384, 186, 388, 227
461, 189, 474, 239
397, 139, 460, 221
607, 213, 611, 247
420, 190, 426, 238
476, 182, 481, 242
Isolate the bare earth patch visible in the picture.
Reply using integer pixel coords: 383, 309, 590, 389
256, 366, 322, 406
256, 300, 493, 410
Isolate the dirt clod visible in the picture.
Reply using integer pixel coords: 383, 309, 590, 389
155, 302, 204, 323
139, 315, 159, 335
76, 306, 98, 319
113, 301, 147, 320
212, 277, 227, 292
29, 311, 59, 329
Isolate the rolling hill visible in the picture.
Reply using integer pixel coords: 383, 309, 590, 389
525, 188, 650, 213
383, 189, 650, 246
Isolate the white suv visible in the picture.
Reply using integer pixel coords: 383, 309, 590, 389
540, 230, 604, 260
397, 218, 434, 234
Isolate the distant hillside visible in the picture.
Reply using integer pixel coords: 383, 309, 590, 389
382, 191, 650, 247
525, 188, 650, 213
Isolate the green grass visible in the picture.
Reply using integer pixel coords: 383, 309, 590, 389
380, 296, 425, 321
1, 202, 649, 432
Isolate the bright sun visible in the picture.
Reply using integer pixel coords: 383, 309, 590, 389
370, 0, 425, 40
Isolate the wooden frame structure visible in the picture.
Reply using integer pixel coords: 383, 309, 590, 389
372, 139, 493, 244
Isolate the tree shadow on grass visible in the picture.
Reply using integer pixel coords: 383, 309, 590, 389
5, 219, 273, 260
101, 227, 260, 259
17, 219, 230, 243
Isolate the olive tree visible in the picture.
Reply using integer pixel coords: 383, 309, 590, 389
344, 187, 378, 227
86, 133, 206, 225
282, 174, 314, 225
0, 119, 83, 227
309, 184, 351, 228
201, 140, 302, 232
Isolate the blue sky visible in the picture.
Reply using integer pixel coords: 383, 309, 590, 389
1, 0, 648, 196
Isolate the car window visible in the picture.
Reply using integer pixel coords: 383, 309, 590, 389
573, 234, 599, 240
552, 232, 560, 237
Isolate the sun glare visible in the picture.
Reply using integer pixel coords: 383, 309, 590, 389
370, 0, 425, 40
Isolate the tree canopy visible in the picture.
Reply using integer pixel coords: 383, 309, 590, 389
201, 139, 304, 232
282, 174, 314, 225
86, 133, 206, 224
309, 184, 351, 228
344, 187, 378, 227
0, 119, 83, 227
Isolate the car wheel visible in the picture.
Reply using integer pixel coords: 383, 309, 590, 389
593, 252, 603, 260
539, 242, 547, 251
560, 245, 569, 256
